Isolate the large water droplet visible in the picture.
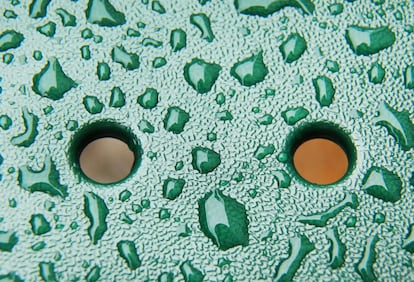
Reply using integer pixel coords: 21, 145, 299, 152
86, 0, 126, 27
117, 240, 141, 270
30, 214, 51, 235
39, 262, 57, 282
163, 106, 190, 133
0, 30, 24, 52
191, 147, 221, 174
29, 0, 51, 18
355, 234, 379, 282
111, 46, 139, 70
327, 227, 346, 269
362, 166, 402, 202
163, 178, 185, 200
312, 75, 335, 107
230, 51, 268, 87
235, 0, 315, 16
170, 29, 186, 52
279, 33, 307, 63
190, 13, 214, 42
180, 261, 204, 282
0, 231, 18, 252
345, 26, 395, 55
84, 192, 109, 244
11, 108, 38, 147
184, 59, 221, 94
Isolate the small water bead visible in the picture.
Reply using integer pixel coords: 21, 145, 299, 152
97, 62, 110, 80
152, 1, 166, 14
191, 147, 221, 174
0, 230, 18, 252
180, 261, 204, 282
327, 227, 346, 269
254, 144, 275, 160
32, 241, 46, 251
137, 88, 158, 109
83, 96, 104, 114
153, 57, 167, 68
3, 53, 14, 64
158, 272, 174, 282
30, 214, 51, 235
81, 45, 91, 60
281, 107, 309, 125
163, 107, 190, 134
119, 212, 133, 224
36, 22, 56, 37
403, 225, 414, 253
312, 75, 335, 107
0, 115, 12, 130
142, 37, 162, 47
230, 51, 268, 87
163, 178, 185, 200
170, 29, 187, 52
404, 65, 414, 89
190, 13, 214, 42
216, 110, 233, 121
273, 169, 291, 188
279, 33, 307, 63
4, 10, 18, 19
325, 60, 339, 73
0, 30, 24, 52
159, 208, 170, 220
368, 63, 385, 84
86, 266, 101, 282
11, 108, 38, 147
81, 28, 94, 39
184, 59, 221, 94
65, 120, 78, 131
109, 87, 125, 108
329, 3, 343, 15
56, 8, 76, 27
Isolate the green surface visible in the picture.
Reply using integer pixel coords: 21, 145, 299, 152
0, 0, 413, 281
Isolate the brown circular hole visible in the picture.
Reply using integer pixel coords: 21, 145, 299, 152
293, 138, 349, 185
79, 137, 135, 184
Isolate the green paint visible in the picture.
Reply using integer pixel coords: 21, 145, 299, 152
83, 96, 104, 114
142, 37, 162, 47
345, 26, 395, 55
30, 214, 51, 235
29, 0, 51, 18
282, 107, 309, 125
0, 273, 23, 282
404, 65, 414, 89
109, 87, 125, 108
97, 62, 110, 80
170, 29, 187, 52
18, 157, 67, 198
362, 166, 402, 203
273, 169, 291, 188
230, 51, 268, 86
152, 1, 166, 14
373, 212, 385, 223
163, 178, 185, 200
32, 241, 46, 251
32, 58, 76, 100
0, 115, 12, 130
0, 30, 24, 52
235, 0, 315, 16
184, 58, 221, 93
327, 227, 346, 269
85, 266, 100, 282
374, 102, 414, 151
56, 8, 76, 27
86, 0, 126, 27
119, 189, 131, 202
355, 234, 379, 282
329, 3, 343, 15
216, 110, 233, 121
117, 240, 141, 270
254, 144, 275, 160
191, 147, 221, 174
279, 33, 307, 63
153, 57, 167, 68
190, 13, 214, 42
138, 119, 155, 133
402, 224, 414, 253
273, 234, 315, 281
111, 46, 140, 70
84, 192, 109, 244
326, 60, 339, 73
163, 106, 190, 133
36, 22, 56, 37
138, 88, 158, 109
158, 272, 174, 282
198, 189, 249, 250
180, 261, 204, 282
0, 231, 18, 252
159, 208, 170, 220
39, 262, 57, 282
368, 63, 385, 84
81, 45, 91, 60
298, 193, 358, 227
312, 75, 335, 107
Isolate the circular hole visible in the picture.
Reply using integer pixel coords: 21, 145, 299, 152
69, 121, 142, 185
287, 122, 356, 186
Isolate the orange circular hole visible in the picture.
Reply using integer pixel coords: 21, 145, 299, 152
79, 137, 135, 184
293, 138, 349, 185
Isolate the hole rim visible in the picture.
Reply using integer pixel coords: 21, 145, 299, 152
285, 121, 357, 187
68, 120, 143, 186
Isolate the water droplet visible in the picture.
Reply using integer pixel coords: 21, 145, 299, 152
345, 216, 357, 227
273, 234, 315, 281
97, 62, 110, 80
279, 33, 307, 63
153, 57, 167, 68
30, 214, 51, 235
117, 240, 141, 270
31, 241, 46, 251
175, 161, 184, 171
86, 266, 101, 282
0, 231, 18, 252
404, 65, 414, 89
36, 21, 56, 37
355, 234, 379, 282
345, 26, 395, 55
84, 192, 109, 244
368, 62, 385, 84
56, 8, 76, 27
119, 212, 134, 224
207, 132, 217, 141
235, 0, 315, 16
177, 223, 191, 237
4, 10, 18, 19
298, 193, 358, 227
230, 51, 268, 87
126, 28, 140, 38
217, 258, 231, 268
190, 13, 214, 42
273, 169, 291, 188
158, 272, 174, 282
70, 221, 78, 230
327, 227, 346, 269
111, 46, 139, 70
39, 262, 57, 282
281, 107, 309, 125
257, 113, 273, 125
170, 29, 186, 52
86, 0, 126, 27
29, 0, 51, 18
109, 87, 125, 108
216, 110, 233, 121
163, 178, 185, 200
0, 30, 24, 52
312, 75, 335, 107
0, 115, 12, 130
191, 147, 221, 174
184, 58, 221, 94
141, 199, 150, 209
277, 152, 288, 163
32, 58, 76, 100
66, 120, 78, 131
81, 28, 94, 39
163, 106, 190, 133
131, 203, 142, 213
403, 224, 414, 253
119, 189, 131, 202
152, 1, 166, 14
137, 88, 158, 109
223, 274, 234, 282
329, 3, 343, 15
3, 53, 14, 64
159, 208, 170, 220
83, 96, 104, 114
80, 45, 91, 60
362, 166, 402, 203
373, 212, 385, 223
254, 144, 275, 160
325, 60, 340, 73
138, 119, 155, 133
198, 189, 249, 250
180, 261, 204, 282
142, 37, 162, 48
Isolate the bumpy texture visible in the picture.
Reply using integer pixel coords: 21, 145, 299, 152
0, 0, 413, 281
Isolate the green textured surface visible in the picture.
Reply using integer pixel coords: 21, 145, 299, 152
0, 0, 413, 281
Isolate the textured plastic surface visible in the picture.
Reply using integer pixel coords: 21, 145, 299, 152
0, 0, 413, 281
